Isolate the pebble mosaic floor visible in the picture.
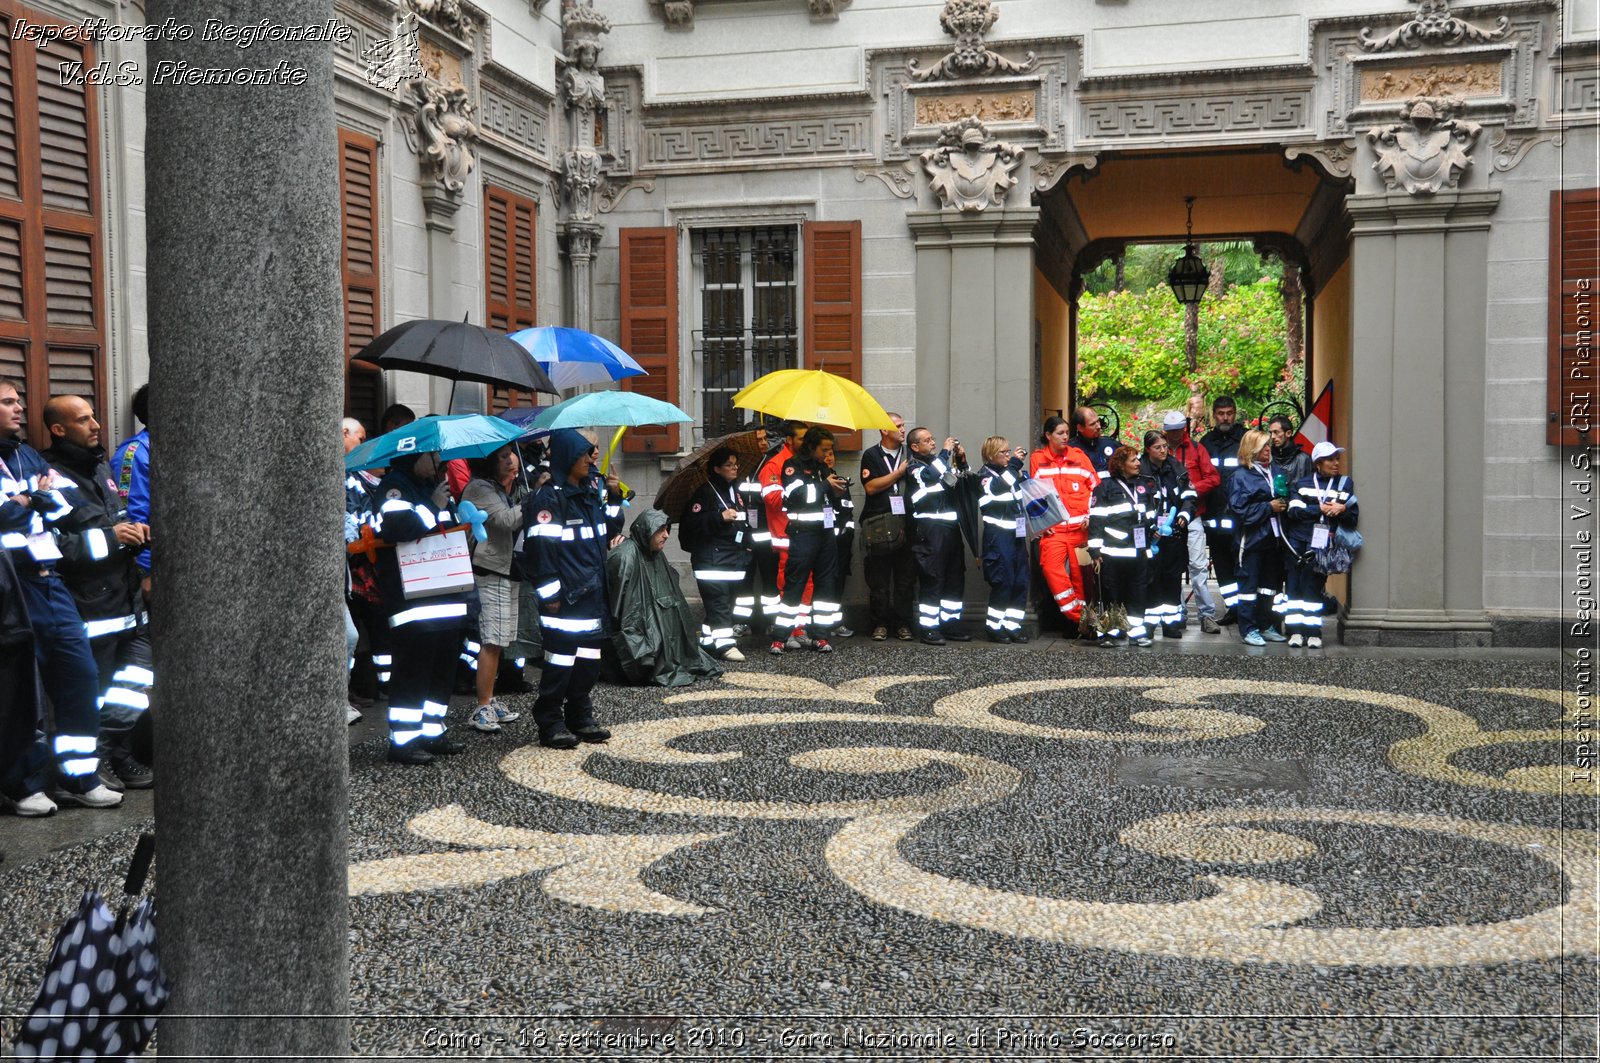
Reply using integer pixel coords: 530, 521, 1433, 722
2, 648, 1595, 1059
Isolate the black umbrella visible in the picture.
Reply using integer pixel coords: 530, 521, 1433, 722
12, 833, 168, 1061
359, 317, 559, 400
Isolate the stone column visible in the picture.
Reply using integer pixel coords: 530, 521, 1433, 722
907, 208, 1039, 445
1343, 189, 1500, 646
566, 221, 603, 333
146, 2, 348, 1056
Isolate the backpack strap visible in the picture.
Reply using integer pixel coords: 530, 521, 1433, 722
116, 439, 141, 501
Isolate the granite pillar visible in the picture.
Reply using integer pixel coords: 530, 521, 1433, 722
146, 1, 349, 1055
908, 207, 1039, 614
1343, 189, 1499, 646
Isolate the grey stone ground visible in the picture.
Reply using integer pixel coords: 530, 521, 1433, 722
1, 637, 1593, 1060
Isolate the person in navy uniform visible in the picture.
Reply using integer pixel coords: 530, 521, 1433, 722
1138, 429, 1198, 640
1067, 406, 1119, 474
976, 436, 1031, 643
1087, 445, 1157, 648
373, 448, 477, 765
682, 445, 754, 662
769, 426, 846, 656
522, 429, 625, 747
0, 379, 119, 812
1284, 441, 1358, 648
1227, 428, 1291, 647
1199, 395, 1247, 621
906, 427, 972, 645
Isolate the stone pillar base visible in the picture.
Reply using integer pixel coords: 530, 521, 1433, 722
1342, 608, 1494, 648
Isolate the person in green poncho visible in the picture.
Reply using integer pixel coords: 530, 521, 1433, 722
604, 508, 723, 687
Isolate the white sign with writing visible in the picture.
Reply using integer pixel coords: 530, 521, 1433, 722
397, 528, 473, 600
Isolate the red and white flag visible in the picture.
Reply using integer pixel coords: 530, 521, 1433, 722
1296, 379, 1333, 454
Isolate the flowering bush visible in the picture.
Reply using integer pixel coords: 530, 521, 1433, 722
1077, 280, 1290, 414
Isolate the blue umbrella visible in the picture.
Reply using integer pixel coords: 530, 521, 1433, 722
344, 414, 528, 471
507, 327, 646, 391
525, 392, 693, 433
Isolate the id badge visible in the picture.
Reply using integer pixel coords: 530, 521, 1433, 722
823, 507, 836, 530
1133, 527, 1147, 550
889, 495, 906, 516
1311, 523, 1331, 550
734, 529, 746, 545
26, 531, 62, 562
1015, 516, 1027, 539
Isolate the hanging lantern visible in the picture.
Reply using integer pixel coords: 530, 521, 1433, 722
1166, 196, 1208, 307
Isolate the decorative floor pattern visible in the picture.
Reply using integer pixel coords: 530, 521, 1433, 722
2, 649, 1594, 1058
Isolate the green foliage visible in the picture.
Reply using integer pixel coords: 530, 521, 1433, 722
1076, 279, 1290, 414
1081, 242, 1283, 296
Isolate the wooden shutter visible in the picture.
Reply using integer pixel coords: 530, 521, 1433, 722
484, 185, 538, 412
804, 219, 863, 450
338, 128, 383, 430
0, 1, 104, 443
1550, 188, 1599, 446
620, 227, 680, 453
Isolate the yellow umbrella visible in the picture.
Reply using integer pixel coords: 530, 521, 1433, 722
731, 368, 896, 431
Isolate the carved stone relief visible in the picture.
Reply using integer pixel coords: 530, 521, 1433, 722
644, 114, 873, 168
1489, 128, 1564, 173
909, 0, 1037, 82
1358, 0, 1510, 52
854, 162, 918, 200
1078, 88, 1310, 142
404, 0, 476, 42
1561, 68, 1600, 116
408, 79, 480, 194
915, 90, 1035, 127
648, 0, 851, 28
419, 39, 464, 86
1359, 61, 1501, 103
920, 116, 1022, 212
1366, 97, 1480, 194
1283, 139, 1358, 181
1032, 153, 1097, 195
478, 72, 553, 163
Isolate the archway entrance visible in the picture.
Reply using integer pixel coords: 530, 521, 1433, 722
1033, 147, 1354, 445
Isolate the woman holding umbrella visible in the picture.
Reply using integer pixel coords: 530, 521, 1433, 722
680, 446, 754, 662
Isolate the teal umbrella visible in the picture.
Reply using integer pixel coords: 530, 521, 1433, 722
344, 414, 528, 470
526, 392, 693, 432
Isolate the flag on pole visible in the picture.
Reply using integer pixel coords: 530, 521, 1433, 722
1297, 379, 1333, 454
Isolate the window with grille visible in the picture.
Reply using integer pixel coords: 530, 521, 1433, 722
691, 226, 799, 440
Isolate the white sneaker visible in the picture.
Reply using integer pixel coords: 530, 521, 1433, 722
347, 704, 363, 725
3, 791, 57, 817
1288, 634, 1304, 647
721, 647, 745, 662
53, 784, 123, 809
490, 697, 521, 724
470, 705, 503, 733
1307, 636, 1323, 649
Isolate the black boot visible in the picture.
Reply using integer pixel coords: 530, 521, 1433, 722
494, 658, 534, 694
566, 710, 611, 744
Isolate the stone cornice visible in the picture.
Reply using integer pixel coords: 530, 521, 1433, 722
1344, 188, 1502, 233
907, 206, 1040, 247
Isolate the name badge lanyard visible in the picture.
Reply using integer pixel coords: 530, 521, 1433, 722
1117, 479, 1147, 550
886, 448, 907, 516
1308, 474, 1332, 550
1261, 466, 1283, 539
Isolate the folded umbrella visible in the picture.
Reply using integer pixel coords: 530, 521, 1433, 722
653, 429, 767, 522
13, 833, 166, 1061
360, 318, 559, 396
344, 414, 529, 471
731, 369, 896, 432
507, 326, 646, 391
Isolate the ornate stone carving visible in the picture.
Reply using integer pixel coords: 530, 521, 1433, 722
651, 0, 695, 29
409, 79, 479, 194
909, 0, 1037, 83
915, 90, 1034, 126
595, 178, 654, 214
404, 0, 474, 40
1490, 129, 1564, 172
808, 0, 851, 20
1366, 97, 1480, 194
1032, 153, 1097, 195
1283, 139, 1358, 180
562, 149, 604, 219
1079, 89, 1309, 141
1358, 0, 1510, 52
562, 0, 611, 115
1360, 61, 1501, 103
644, 115, 872, 167
479, 75, 552, 162
854, 162, 918, 200
419, 38, 464, 87
920, 117, 1022, 212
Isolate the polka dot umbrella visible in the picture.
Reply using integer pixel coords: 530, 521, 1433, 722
12, 833, 167, 1060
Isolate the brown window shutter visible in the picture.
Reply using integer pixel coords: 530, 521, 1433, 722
484, 185, 538, 412
0, 0, 104, 442
1550, 188, 1599, 447
338, 128, 383, 430
804, 219, 863, 451
620, 227, 680, 453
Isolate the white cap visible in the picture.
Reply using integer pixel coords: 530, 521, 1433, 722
1310, 441, 1345, 462
1160, 410, 1188, 430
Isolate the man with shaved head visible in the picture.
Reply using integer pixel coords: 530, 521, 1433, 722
42, 394, 154, 791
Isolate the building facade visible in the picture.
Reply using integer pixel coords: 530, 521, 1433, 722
3, 0, 1595, 642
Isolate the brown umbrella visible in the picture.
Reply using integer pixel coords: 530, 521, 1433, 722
654, 430, 767, 521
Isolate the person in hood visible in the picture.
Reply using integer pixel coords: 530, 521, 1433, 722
0, 378, 118, 813
606, 508, 723, 686
373, 447, 477, 764
41, 395, 153, 791
521, 428, 624, 748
